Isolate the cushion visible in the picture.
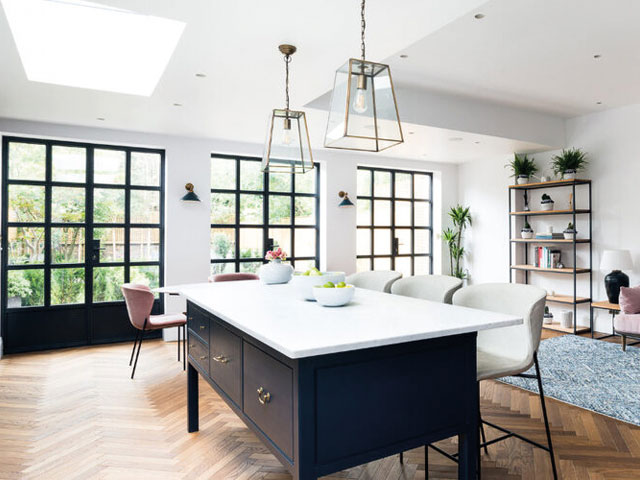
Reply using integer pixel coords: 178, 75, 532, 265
619, 285, 640, 314
614, 314, 640, 334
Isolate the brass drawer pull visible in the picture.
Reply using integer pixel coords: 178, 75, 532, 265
213, 355, 228, 364
199, 325, 206, 330
257, 387, 271, 405
189, 344, 195, 348
199, 355, 207, 360
188, 316, 193, 321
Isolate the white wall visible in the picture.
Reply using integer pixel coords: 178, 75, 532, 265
0, 117, 458, 340
458, 103, 640, 333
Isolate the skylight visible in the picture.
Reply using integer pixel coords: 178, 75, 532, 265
1, 0, 185, 96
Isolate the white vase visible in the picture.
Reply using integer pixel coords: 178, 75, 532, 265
521, 230, 534, 239
563, 170, 576, 180
540, 202, 554, 211
259, 260, 293, 285
560, 310, 573, 328
563, 232, 576, 240
516, 175, 529, 185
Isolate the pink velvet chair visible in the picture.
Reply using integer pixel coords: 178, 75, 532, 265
121, 284, 187, 379
210, 273, 259, 282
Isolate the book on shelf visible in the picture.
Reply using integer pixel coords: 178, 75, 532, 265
533, 247, 562, 268
535, 232, 565, 239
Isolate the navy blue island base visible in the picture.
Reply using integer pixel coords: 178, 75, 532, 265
185, 300, 479, 479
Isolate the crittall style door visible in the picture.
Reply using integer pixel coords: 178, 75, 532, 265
1, 137, 165, 353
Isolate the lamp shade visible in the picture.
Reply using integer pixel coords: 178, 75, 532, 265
262, 109, 314, 174
180, 183, 200, 202
324, 59, 403, 152
600, 249, 633, 271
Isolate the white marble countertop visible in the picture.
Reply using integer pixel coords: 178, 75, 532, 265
169, 281, 522, 359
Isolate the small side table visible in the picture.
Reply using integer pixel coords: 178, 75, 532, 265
590, 301, 621, 339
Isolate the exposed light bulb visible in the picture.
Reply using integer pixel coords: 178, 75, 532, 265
353, 88, 368, 114
282, 117, 293, 145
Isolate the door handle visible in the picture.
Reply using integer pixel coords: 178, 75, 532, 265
213, 355, 228, 364
257, 387, 271, 405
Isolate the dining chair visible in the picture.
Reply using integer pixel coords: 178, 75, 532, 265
121, 284, 187, 379
346, 270, 402, 293
412, 283, 556, 479
390, 275, 463, 304
210, 273, 259, 282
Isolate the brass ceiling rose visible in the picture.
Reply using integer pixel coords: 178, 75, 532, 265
278, 44, 297, 56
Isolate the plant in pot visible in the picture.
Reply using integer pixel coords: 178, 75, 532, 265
540, 193, 554, 211
564, 222, 577, 240
543, 306, 554, 325
259, 247, 293, 284
506, 153, 538, 184
550, 148, 588, 180
444, 205, 472, 280
521, 221, 534, 239
7, 274, 31, 308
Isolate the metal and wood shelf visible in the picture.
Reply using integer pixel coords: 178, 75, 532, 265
508, 179, 593, 334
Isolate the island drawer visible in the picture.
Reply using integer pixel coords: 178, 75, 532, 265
243, 342, 293, 459
188, 334, 210, 376
210, 320, 242, 406
187, 306, 209, 344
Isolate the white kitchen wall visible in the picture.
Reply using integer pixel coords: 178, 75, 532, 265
458, 103, 640, 333
0, 117, 458, 341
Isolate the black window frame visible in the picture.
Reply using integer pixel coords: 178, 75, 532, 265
210, 154, 320, 274
1, 135, 165, 312
356, 166, 433, 275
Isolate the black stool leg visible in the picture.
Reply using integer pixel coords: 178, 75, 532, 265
424, 445, 429, 479
183, 325, 186, 370
129, 329, 140, 366
399, 451, 403, 464
534, 352, 558, 480
177, 325, 181, 361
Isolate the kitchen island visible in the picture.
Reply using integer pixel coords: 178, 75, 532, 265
174, 281, 522, 480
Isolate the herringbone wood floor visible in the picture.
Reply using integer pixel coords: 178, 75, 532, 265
1, 333, 639, 479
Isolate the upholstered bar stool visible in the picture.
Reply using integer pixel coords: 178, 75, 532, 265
346, 270, 402, 293
210, 273, 259, 282
122, 284, 187, 379
390, 275, 463, 304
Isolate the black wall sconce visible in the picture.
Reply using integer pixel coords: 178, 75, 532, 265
181, 183, 200, 202
338, 191, 354, 207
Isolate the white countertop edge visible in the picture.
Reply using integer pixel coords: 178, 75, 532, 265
182, 293, 523, 359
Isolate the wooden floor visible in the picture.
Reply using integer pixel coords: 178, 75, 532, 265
1, 332, 639, 479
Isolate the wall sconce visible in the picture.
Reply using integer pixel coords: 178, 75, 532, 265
338, 191, 355, 207
180, 183, 200, 202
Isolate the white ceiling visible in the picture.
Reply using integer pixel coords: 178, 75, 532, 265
1, 0, 640, 162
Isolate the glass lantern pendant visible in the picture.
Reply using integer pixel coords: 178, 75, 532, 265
262, 44, 314, 174
324, 0, 403, 152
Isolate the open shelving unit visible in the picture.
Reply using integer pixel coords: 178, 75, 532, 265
508, 179, 593, 334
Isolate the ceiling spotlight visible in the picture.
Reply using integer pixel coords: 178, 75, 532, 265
474, 13, 485, 19
593, 54, 602, 59
596, 101, 602, 105
173, 103, 183, 107
474, 141, 481, 144
408, 131, 415, 135
400, 54, 408, 59
96, 117, 105, 121
195, 73, 207, 78
449, 137, 463, 142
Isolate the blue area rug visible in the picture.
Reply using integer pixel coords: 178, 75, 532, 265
499, 335, 640, 426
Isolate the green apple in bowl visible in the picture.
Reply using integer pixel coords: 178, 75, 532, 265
291, 270, 346, 300
313, 283, 355, 307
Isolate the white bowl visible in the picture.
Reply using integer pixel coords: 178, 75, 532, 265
291, 271, 346, 301
312, 285, 355, 307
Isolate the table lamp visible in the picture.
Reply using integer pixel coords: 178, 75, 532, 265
600, 249, 633, 304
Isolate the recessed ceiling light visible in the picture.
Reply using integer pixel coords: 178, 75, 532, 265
96, 117, 105, 121
400, 54, 408, 59
596, 101, 602, 105
173, 103, 182, 107
474, 141, 481, 144
593, 54, 602, 59
408, 131, 415, 135
195, 73, 207, 78
449, 137, 463, 142
1, 0, 185, 96
474, 13, 485, 19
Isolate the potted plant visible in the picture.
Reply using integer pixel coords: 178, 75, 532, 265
564, 222, 577, 240
540, 193, 555, 211
521, 221, 534, 239
550, 148, 588, 179
506, 153, 538, 184
259, 247, 293, 284
7, 275, 31, 308
543, 306, 554, 325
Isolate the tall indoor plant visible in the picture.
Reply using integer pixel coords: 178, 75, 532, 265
506, 153, 538, 184
444, 205, 472, 279
550, 148, 588, 179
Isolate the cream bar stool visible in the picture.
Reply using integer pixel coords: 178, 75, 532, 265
346, 270, 402, 293
390, 275, 463, 304
431, 283, 556, 479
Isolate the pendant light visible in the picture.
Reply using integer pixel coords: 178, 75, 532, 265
262, 44, 314, 174
324, 0, 403, 152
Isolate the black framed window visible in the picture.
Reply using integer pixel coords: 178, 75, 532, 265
210, 155, 320, 275
1, 137, 165, 310
356, 166, 433, 276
